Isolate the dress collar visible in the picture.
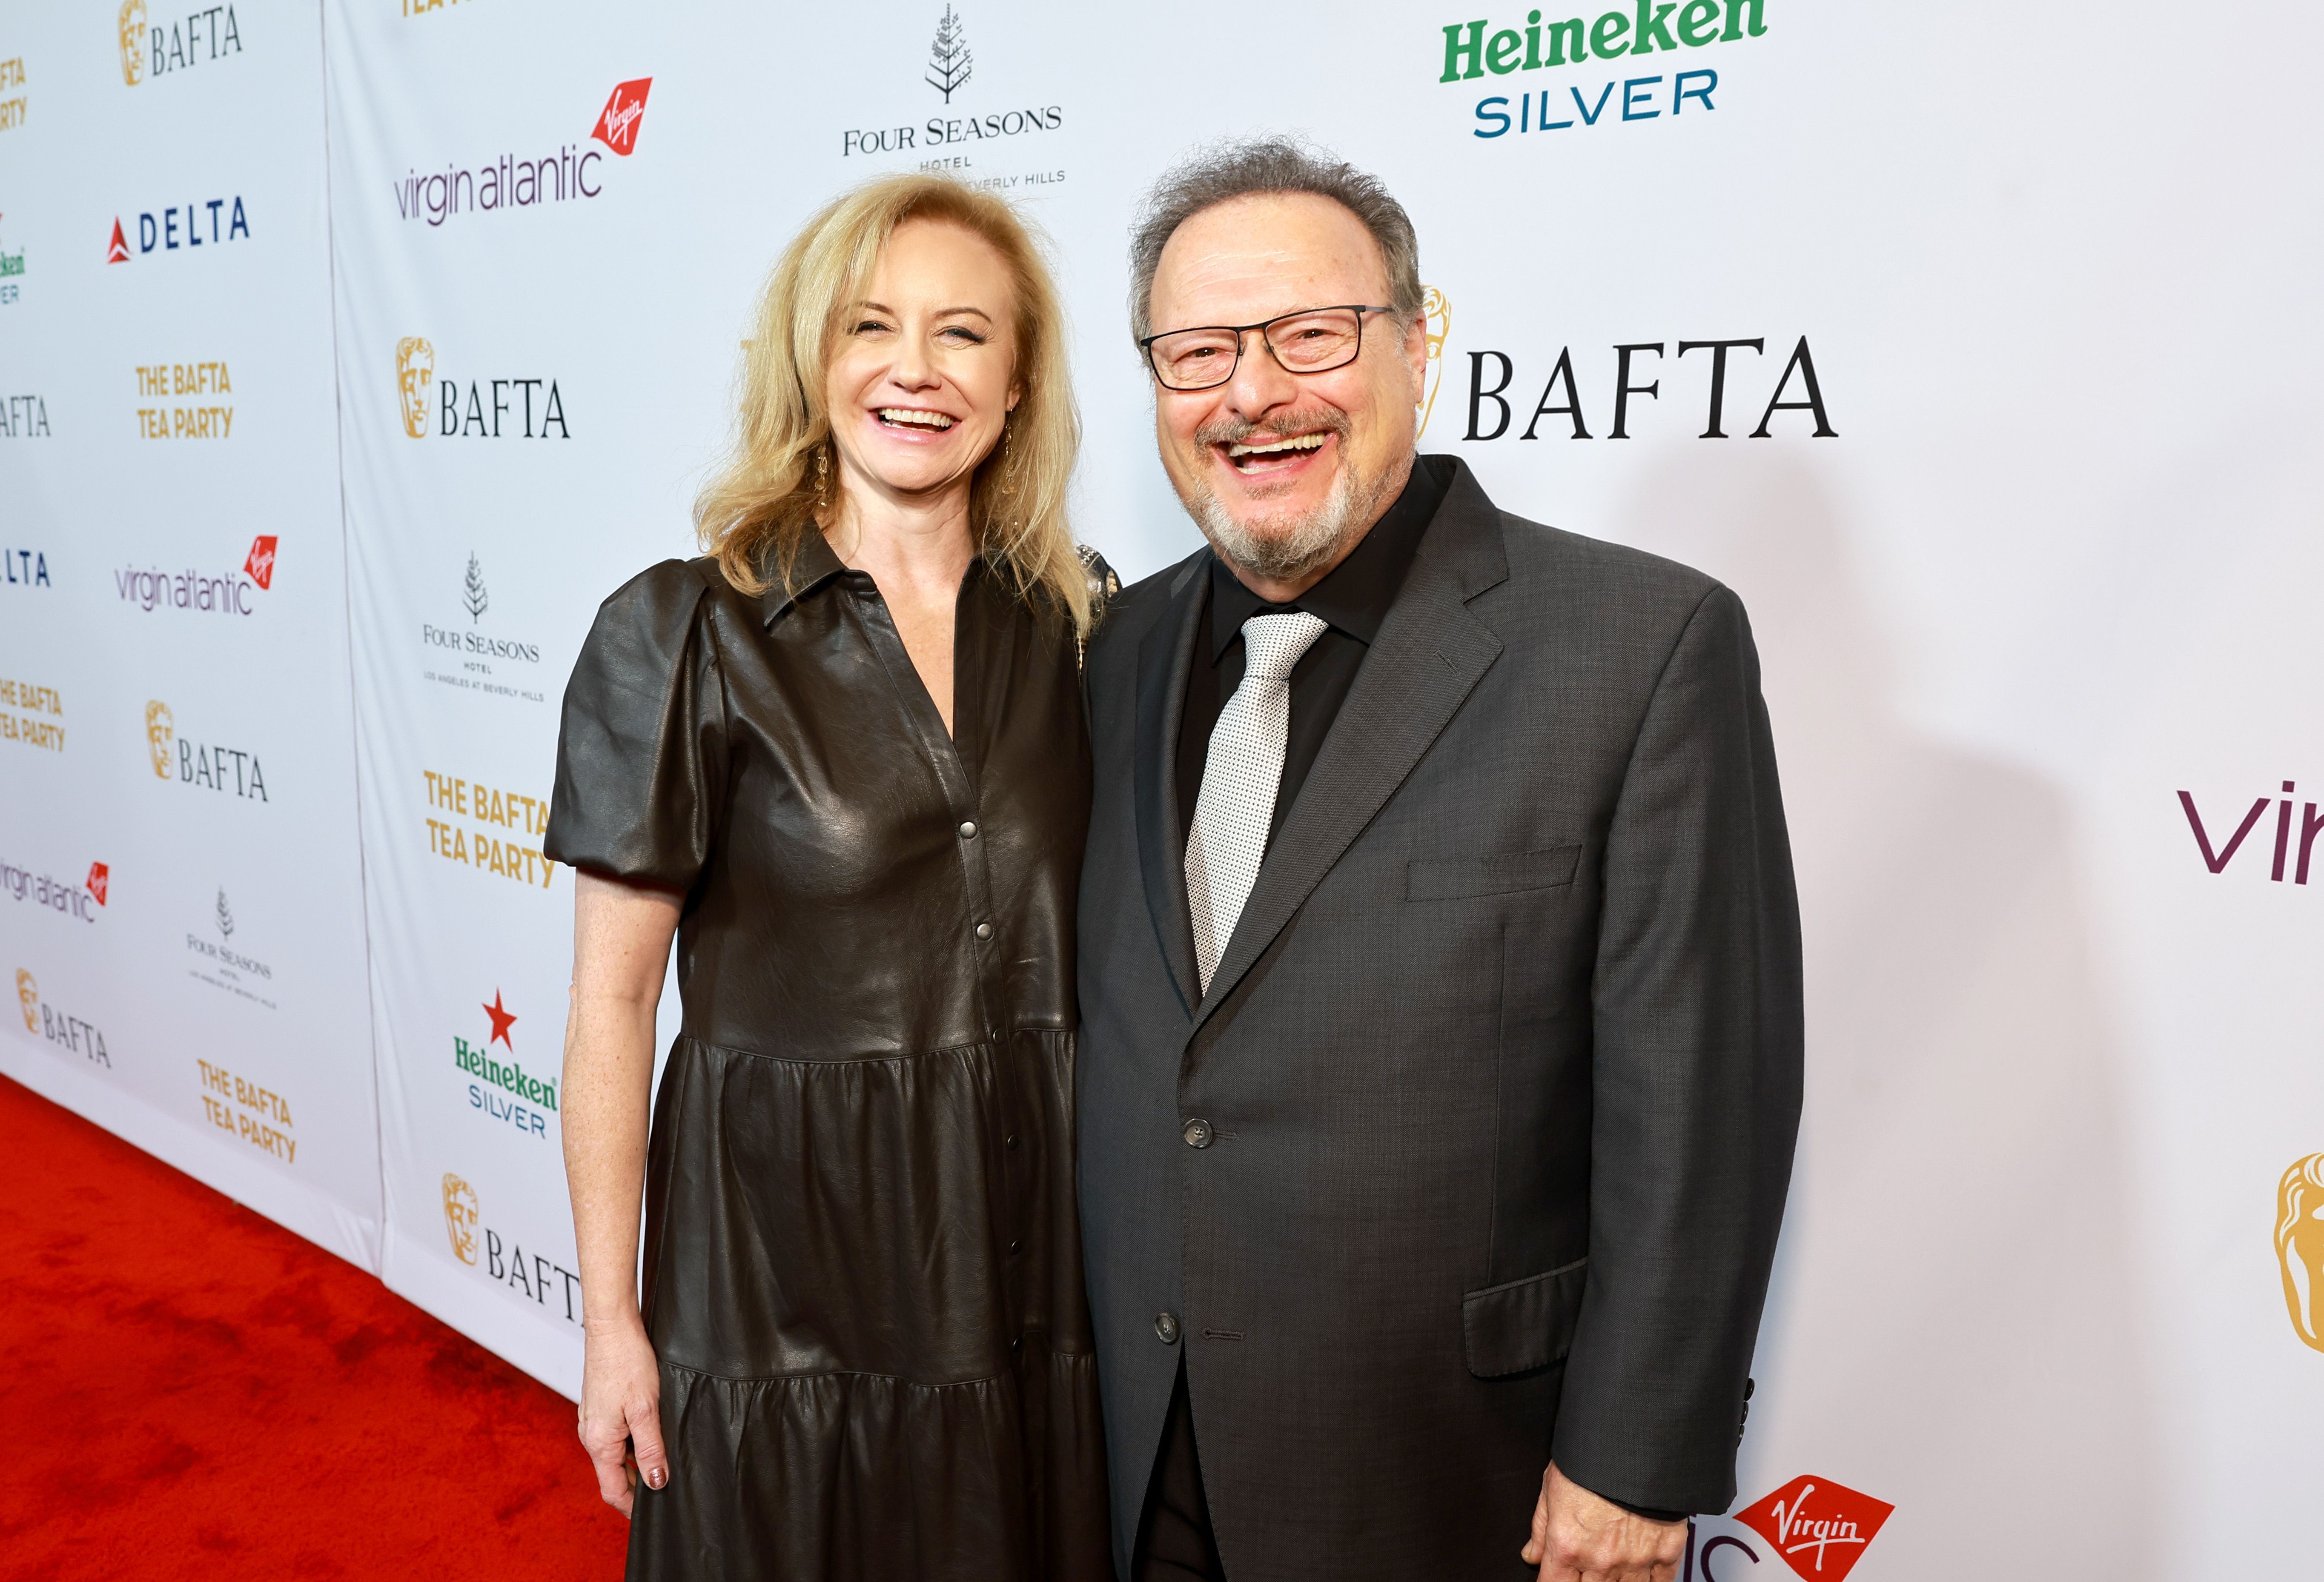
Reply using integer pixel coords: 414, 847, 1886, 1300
754, 528, 853, 627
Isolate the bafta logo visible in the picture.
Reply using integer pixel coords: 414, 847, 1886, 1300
395, 337, 434, 439
15, 969, 35, 1034
2276, 1153, 2324, 1353
442, 1173, 480, 1267
117, 0, 147, 87
1417, 286, 1451, 439
143, 700, 174, 779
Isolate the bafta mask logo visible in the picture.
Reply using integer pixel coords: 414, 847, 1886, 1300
15, 969, 36, 1034
395, 337, 434, 439
442, 1173, 480, 1266
2276, 1153, 2324, 1353
1416, 286, 1451, 439
117, 0, 148, 86
143, 700, 174, 779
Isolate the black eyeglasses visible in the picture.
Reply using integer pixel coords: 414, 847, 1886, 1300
1140, 305, 1396, 392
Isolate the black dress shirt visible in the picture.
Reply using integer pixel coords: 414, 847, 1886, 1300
1175, 455, 1451, 846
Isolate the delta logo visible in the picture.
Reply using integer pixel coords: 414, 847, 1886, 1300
143, 699, 270, 802
1676, 1475, 1894, 1582
117, 2, 244, 87
394, 77, 650, 228
455, 990, 559, 1141
14, 967, 111, 1068
104, 197, 252, 262
394, 337, 570, 441
441, 1170, 583, 1325
1, 856, 107, 924
5, 546, 50, 588
115, 535, 276, 616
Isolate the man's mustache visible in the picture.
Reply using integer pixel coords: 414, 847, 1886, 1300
1192, 407, 1352, 451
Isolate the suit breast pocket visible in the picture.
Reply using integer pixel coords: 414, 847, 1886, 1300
1406, 844, 1582, 902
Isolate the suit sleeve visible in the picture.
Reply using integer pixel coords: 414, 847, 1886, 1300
1550, 582, 1804, 1516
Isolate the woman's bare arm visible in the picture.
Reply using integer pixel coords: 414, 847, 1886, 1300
563, 868, 682, 1516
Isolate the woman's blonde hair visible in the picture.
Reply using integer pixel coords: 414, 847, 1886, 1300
696, 174, 1091, 633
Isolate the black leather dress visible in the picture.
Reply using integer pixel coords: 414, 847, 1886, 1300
545, 536, 1111, 1582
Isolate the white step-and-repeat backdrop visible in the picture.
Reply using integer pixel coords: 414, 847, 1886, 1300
5, 3, 2320, 1576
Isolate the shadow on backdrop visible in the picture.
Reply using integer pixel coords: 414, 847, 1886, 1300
1610, 451, 2159, 1577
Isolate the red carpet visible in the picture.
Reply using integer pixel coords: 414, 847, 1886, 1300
0, 1074, 628, 1580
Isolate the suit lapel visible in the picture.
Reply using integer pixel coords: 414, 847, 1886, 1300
1134, 553, 1209, 1018
1193, 473, 1509, 1030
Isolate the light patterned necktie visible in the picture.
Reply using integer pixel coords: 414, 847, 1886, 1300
1185, 610, 1328, 995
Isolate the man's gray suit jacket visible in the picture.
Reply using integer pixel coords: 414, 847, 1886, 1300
1075, 459, 1804, 1580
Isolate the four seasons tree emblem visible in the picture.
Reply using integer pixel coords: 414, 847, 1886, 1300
215, 888, 235, 940
926, 6, 972, 103
463, 554, 489, 624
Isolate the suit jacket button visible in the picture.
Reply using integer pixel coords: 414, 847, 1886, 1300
1154, 1312, 1181, 1345
1182, 1118, 1213, 1149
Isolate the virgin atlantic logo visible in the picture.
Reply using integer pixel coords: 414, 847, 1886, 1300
2178, 779, 2321, 884
1725, 1474, 1894, 1581
591, 78, 651, 156
396, 79, 650, 228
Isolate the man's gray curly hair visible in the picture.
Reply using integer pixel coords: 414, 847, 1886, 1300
1127, 137, 1425, 348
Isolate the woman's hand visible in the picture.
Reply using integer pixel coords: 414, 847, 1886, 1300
579, 1314, 668, 1517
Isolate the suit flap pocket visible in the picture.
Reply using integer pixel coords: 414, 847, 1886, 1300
1463, 1257, 1588, 1379
1407, 845, 1582, 901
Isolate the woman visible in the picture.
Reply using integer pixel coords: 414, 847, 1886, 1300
546, 174, 1112, 1581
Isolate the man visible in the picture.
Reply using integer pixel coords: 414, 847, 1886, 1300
1076, 139, 1803, 1582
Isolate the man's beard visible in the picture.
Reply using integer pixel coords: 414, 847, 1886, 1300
1181, 407, 1392, 585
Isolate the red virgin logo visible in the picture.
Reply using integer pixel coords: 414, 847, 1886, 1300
1730, 1475, 1894, 1581
86, 862, 109, 905
590, 78, 651, 156
244, 535, 277, 590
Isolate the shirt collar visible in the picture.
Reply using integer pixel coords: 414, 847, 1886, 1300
1207, 454, 1452, 660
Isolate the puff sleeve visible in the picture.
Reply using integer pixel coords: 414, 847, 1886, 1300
544, 559, 728, 892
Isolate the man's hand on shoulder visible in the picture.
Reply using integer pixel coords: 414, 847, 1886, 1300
1523, 1462, 1688, 1582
